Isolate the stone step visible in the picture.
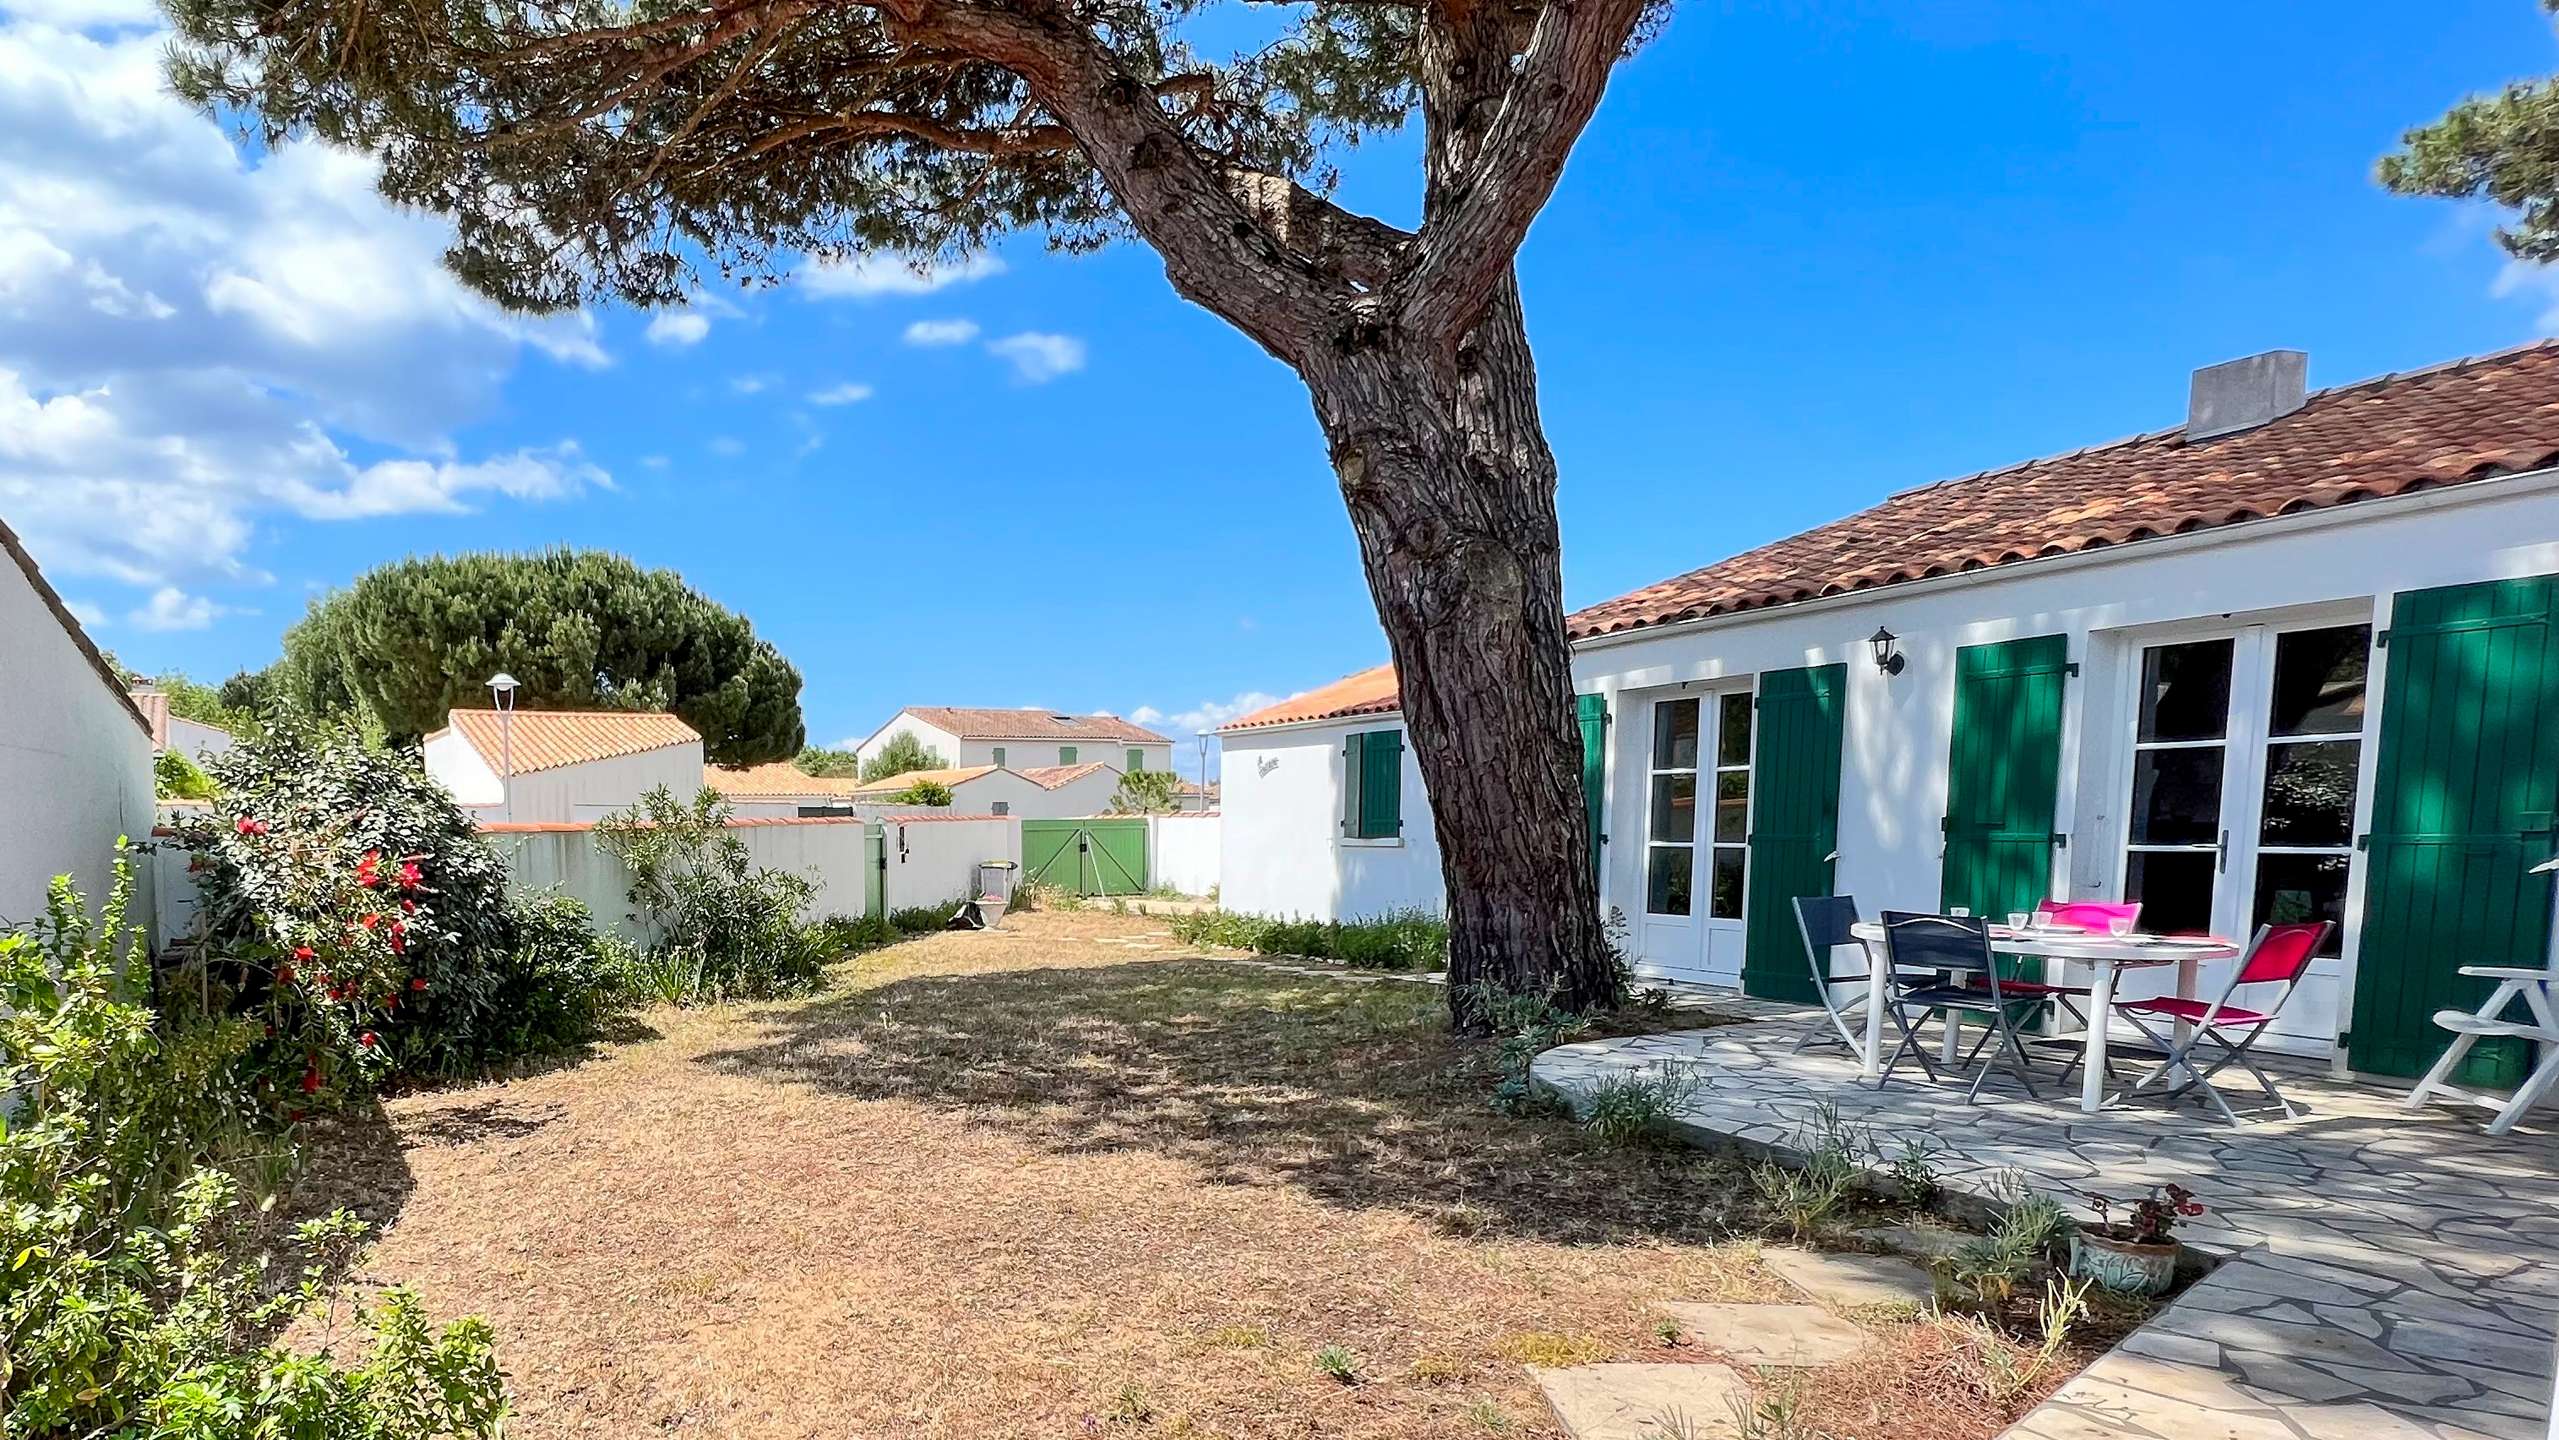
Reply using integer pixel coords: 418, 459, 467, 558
1529, 1362, 1751, 1440
1652, 1301, 1871, 1367
1762, 1246, 1938, 1310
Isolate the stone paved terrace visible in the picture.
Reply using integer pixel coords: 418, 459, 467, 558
1532, 1015, 2559, 1440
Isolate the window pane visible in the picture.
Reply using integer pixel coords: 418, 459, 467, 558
2138, 639, 2234, 743
1649, 773, 1697, 844
2129, 748, 2224, 846
1714, 770, 1750, 843
1710, 846, 1746, 919
2125, 850, 2215, 936
2269, 626, 2371, 737
1718, 692, 1753, 768
1652, 699, 1699, 770
2259, 740, 2360, 848
1647, 847, 1694, 915
2253, 853, 2349, 958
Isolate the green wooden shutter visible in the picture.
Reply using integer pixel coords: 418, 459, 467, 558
1942, 635, 2071, 926
1127, 747, 1145, 772
1577, 694, 1609, 885
1060, 745, 1077, 765
1743, 665, 1849, 1003
2348, 576, 2559, 1083
992, 746, 1006, 767
1358, 729, 1405, 838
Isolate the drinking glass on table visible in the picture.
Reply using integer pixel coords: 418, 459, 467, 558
2006, 911, 2032, 932
1948, 906, 1970, 918
2106, 916, 2136, 938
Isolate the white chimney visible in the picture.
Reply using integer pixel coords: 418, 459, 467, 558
2187, 350, 2307, 441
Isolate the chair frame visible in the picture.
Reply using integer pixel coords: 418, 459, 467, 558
1789, 896, 1872, 1056
1875, 912, 2047, 1102
2404, 966, 2559, 1137
2112, 921, 2330, 1124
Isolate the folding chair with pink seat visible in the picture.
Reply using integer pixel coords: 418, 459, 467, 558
2110, 921, 2330, 1123
1968, 900, 2142, 1026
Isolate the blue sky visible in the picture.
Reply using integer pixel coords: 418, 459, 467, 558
6, 1, 2557, 777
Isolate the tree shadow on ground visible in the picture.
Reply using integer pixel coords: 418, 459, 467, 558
697, 957, 1759, 1247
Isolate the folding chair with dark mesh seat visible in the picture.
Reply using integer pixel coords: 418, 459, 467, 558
1876, 911, 2049, 1102
2111, 921, 2329, 1123
1789, 896, 1872, 1055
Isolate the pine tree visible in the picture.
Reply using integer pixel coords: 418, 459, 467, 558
2381, 4, 2559, 259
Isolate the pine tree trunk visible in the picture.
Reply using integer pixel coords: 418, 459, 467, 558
1298, 282, 1616, 1024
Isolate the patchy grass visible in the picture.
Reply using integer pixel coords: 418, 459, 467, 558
293, 912, 2114, 1439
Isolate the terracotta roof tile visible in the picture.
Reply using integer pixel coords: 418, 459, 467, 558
1015, 761, 1112, 789
1221, 664, 1402, 732
901, 706, 1171, 744
130, 689, 171, 749
702, 762, 865, 800
437, 709, 700, 774
1567, 341, 2559, 639
848, 765, 999, 796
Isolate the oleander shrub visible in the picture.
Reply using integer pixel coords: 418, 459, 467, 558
596, 785, 829, 1001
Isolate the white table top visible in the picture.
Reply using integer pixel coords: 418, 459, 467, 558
1848, 920, 2240, 966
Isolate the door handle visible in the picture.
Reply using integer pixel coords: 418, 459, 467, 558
2216, 829, 2230, 875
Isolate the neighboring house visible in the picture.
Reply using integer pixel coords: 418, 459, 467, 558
846, 761, 1124, 818
853, 706, 1176, 775
423, 709, 703, 823
703, 761, 865, 818
1222, 343, 2559, 1077
1174, 778, 1220, 813
129, 689, 238, 765
0, 518, 155, 928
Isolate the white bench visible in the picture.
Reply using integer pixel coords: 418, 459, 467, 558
2404, 966, 2559, 1137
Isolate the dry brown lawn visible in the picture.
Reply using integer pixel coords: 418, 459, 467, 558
299, 911, 2110, 1439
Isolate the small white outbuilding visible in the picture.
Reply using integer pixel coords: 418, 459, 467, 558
423, 708, 704, 824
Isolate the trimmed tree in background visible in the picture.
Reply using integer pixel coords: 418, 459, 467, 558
796, 746, 863, 778
2381, 4, 2559, 256
1110, 769, 1183, 815
860, 732, 951, 783
166, 0, 1658, 1015
264, 550, 805, 766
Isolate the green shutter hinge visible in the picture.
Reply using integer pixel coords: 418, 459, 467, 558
2064, 661, 2081, 677
2374, 630, 2389, 649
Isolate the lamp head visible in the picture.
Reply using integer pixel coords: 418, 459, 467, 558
1868, 626, 1905, 677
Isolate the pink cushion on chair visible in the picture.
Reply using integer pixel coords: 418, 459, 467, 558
2038, 900, 2142, 932
2120, 996, 2273, 1028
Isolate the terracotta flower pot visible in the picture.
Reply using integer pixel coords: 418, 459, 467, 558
2070, 1228, 2177, 1296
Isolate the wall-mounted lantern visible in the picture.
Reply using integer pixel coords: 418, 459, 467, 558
1868, 626, 1906, 677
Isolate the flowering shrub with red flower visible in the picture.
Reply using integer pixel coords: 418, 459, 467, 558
165, 716, 613, 1104
2085, 1183, 2205, 1246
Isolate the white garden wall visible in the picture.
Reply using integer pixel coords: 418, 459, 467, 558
1147, 813, 1222, 897
1218, 718, 1443, 921
878, 815, 1020, 913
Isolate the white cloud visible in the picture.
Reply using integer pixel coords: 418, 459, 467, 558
902, 318, 980, 347
0, 17, 612, 589
987, 331, 1087, 384
639, 453, 671, 469
129, 585, 221, 632
808, 382, 874, 406
63, 596, 105, 628
708, 436, 745, 457
1, 0, 162, 28
730, 372, 776, 394
801, 252, 1004, 299
1130, 692, 1283, 737
647, 311, 711, 347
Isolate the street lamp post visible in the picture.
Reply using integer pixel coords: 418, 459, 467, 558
487, 672, 519, 822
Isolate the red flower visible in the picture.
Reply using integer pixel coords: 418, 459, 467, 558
409, 977, 428, 992
234, 816, 268, 837
400, 898, 416, 913
382, 993, 399, 1010
293, 945, 316, 961
2177, 1201, 2206, 1217
358, 1031, 378, 1049
356, 851, 382, 888
397, 859, 423, 890
275, 964, 296, 984
360, 913, 381, 930
300, 1068, 322, 1094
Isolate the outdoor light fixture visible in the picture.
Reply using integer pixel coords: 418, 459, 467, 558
1869, 626, 1906, 676
486, 673, 520, 821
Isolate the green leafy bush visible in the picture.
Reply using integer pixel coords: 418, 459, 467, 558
171, 716, 608, 1097
156, 747, 219, 800
596, 786, 828, 1001
860, 730, 949, 782
887, 778, 955, 806
1167, 907, 1448, 971
888, 903, 957, 934
0, 865, 509, 1435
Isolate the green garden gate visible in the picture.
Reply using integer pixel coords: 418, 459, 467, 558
863, 821, 887, 921
2348, 575, 2559, 1084
1020, 818, 1149, 897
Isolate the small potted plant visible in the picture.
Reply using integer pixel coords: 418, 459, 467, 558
2071, 1184, 2202, 1296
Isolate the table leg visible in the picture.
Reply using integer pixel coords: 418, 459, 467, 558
1941, 1002, 1963, 1066
2080, 961, 2119, 1114
1860, 938, 1889, 1080
2171, 952, 2203, 1085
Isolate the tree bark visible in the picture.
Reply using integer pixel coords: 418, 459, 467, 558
1299, 281, 1615, 1022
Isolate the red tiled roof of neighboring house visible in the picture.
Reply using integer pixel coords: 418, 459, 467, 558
1230, 343, 2559, 726
848, 765, 999, 796
434, 708, 700, 774
1, 516, 148, 736
131, 689, 172, 749
1221, 664, 1402, 732
702, 761, 865, 800
1569, 340, 2559, 638
900, 706, 1172, 744
1016, 761, 1112, 790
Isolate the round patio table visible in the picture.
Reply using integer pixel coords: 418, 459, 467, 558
1846, 922, 2242, 1113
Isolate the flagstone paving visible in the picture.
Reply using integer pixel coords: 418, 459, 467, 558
1532, 1015, 2559, 1440
1529, 1361, 1753, 1439
1653, 1301, 1873, 1367
1760, 1245, 1938, 1310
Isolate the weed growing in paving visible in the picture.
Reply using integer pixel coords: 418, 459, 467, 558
1749, 1101, 1868, 1241
1946, 1180, 2073, 1309
1639, 1407, 1705, 1440
1725, 1376, 1819, 1440
1938, 1275, 2093, 1409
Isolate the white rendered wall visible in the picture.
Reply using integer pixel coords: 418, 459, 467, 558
0, 564, 154, 933
423, 729, 505, 808
1218, 715, 1444, 922
880, 815, 1020, 912
1148, 813, 1222, 896
855, 713, 1174, 774
852, 716, 965, 772
433, 739, 710, 824
167, 715, 235, 763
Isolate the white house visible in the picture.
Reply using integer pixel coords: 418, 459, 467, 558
423, 708, 704, 823
853, 706, 1176, 775
129, 689, 238, 764
702, 761, 865, 818
0, 519, 155, 929
1221, 344, 2559, 1079
847, 760, 1124, 818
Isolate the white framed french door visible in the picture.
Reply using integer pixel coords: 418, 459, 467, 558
1637, 687, 1755, 986
2109, 616, 2373, 1048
